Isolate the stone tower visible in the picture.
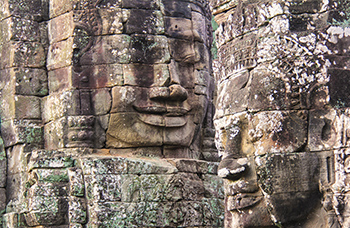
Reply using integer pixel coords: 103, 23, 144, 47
211, 0, 350, 227
0, 0, 224, 227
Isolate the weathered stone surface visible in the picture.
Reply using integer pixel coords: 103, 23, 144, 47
1, 119, 43, 149
121, 0, 160, 9
47, 38, 74, 70
125, 9, 164, 34
42, 90, 82, 123
78, 35, 131, 66
0, 0, 221, 227
0, 187, 6, 211
162, 0, 191, 18
0, 17, 40, 43
44, 117, 67, 150
0, 41, 46, 69
0, 148, 6, 187
308, 109, 343, 151
212, 0, 350, 226
49, 0, 72, 18
130, 34, 170, 64
68, 196, 86, 224
48, 11, 74, 43
91, 89, 112, 115
164, 17, 193, 39
0, 0, 47, 21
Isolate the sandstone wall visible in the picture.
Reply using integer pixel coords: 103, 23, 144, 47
0, 0, 224, 227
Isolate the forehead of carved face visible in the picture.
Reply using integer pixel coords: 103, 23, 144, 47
71, 0, 212, 154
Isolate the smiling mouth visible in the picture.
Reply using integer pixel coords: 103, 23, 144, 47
133, 105, 191, 127
229, 193, 263, 210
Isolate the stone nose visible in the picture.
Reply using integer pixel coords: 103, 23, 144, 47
168, 84, 188, 101
149, 84, 188, 102
218, 157, 248, 180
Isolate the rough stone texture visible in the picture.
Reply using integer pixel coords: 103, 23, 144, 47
0, 0, 222, 227
211, 0, 350, 227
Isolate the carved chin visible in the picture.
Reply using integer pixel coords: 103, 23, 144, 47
106, 113, 196, 148
227, 199, 275, 228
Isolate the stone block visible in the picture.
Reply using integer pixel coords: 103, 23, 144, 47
130, 34, 170, 64
194, 41, 210, 70
0, 139, 6, 188
1, 119, 43, 149
91, 88, 112, 115
168, 38, 196, 63
15, 95, 41, 119
32, 169, 69, 184
192, 11, 209, 45
68, 168, 84, 197
47, 38, 74, 70
78, 35, 131, 66
2, 0, 47, 21
27, 183, 69, 198
44, 117, 67, 150
0, 188, 5, 211
71, 63, 123, 89
164, 17, 193, 40
107, 112, 164, 148
165, 173, 205, 201
289, 0, 323, 14
125, 9, 163, 34
2, 213, 26, 228
70, 224, 83, 228
0, 17, 40, 44
42, 90, 81, 123
169, 60, 195, 88
48, 11, 74, 43
80, 156, 176, 175
248, 67, 289, 111
0, 90, 15, 122
123, 64, 154, 87
28, 150, 75, 171
80, 157, 128, 175
162, 0, 191, 18
69, 196, 86, 224
201, 198, 225, 227
202, 174, 224, 198
25, 205, 67, 226
6, 144, 26, 176
0, 41, 46, 69
121, 0, 160, 9
248, 110, 308, 155
308, 109, 343, 151
99, 8, 124, 35
10, 68, 48, 96
49, 0, 72, 18
94, 117, 107, 148
329, 69, 350, 108
48, 66, 73, 93
6, 173, 26, 202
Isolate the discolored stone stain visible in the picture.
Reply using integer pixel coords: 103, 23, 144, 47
130, 64, 155, 87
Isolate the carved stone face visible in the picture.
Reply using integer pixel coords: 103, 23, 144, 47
215, 109, 320, 227
71, 0, 212, 156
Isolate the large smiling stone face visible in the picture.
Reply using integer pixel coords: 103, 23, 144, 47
70, 0, 213, 157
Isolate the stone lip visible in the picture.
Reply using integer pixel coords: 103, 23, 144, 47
229, 193, 263, 210
137, 114, 188, 127
134, 104, 192, 127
